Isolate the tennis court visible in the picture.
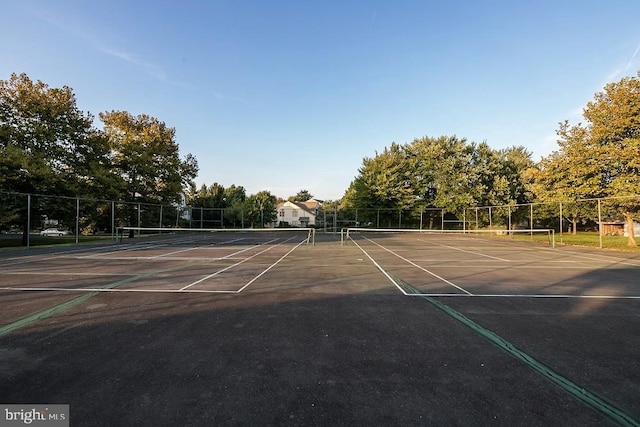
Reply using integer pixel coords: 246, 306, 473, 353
1, 228, 639, 425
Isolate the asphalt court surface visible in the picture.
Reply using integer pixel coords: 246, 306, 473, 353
349, 232, 640, 297
1, 231, 639, 425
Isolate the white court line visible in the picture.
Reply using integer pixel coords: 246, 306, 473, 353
349, 238, 408, 295
405, 293, 640, 299
77, 238, 280, 262
417, 239, 511, 262
235, 239, 310, 293
180, 236, 300, 291
553, 251, 640, 267
358, 235, 473, 295
3, 288, 638, 298
180, 246, 279, 290
149, 237, 246, 258
0, 237, 306, 295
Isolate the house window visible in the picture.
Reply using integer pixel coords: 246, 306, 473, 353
279, 210, 284, 217
292, 210, 298, 217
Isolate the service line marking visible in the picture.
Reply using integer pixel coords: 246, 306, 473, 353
417, 239, 511, 262
180, 236, 299, 291
235, 238, 307, 293
348, 238, 408, 295
149, 237, 247, 258
358, 235, 473, 295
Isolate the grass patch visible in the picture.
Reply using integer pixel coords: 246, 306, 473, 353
507, 231, 640, 252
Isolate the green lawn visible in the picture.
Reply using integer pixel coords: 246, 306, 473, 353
508, 231, 640, 252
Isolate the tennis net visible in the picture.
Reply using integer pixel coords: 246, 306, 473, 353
341, 228, 555, 248
116, 227, 316, 246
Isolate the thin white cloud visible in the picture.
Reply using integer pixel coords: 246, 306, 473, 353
602, 39, 640, 85
25, 2, 175, 84
624, 40, 640, 74
100, 47, 168, 82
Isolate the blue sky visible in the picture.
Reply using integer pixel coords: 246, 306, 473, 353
2, 1, 640, 200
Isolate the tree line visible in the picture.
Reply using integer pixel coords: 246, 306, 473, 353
0, 73, 291, 237
343, 71, 640, 246
2, 71, 639, 245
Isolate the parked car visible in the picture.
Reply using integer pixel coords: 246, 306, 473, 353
40, 228, 71, 237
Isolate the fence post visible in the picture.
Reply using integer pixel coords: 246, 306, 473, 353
489, 206, 492, 228
111, 201, 116, 240
475, 207, 478, 229
76, 198, 80, 244
559, 202, 563, 245
323, 208, 327, 232
597, 198, 602, 249
463, 209, 466, 232
26, 194, 31, 249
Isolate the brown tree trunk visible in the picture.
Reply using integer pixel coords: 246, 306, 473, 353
624, 212, 637, 247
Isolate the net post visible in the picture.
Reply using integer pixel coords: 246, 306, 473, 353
308, 228, 315, 246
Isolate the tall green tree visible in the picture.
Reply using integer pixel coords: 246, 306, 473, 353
189, 183, 227, 208
289, 189, 314, 202
583, 72, 640, 245
100, 110, 198, 206
343, 135, 533, 227
343, 143, 416, 208
0, 73, 118, 241
0, 73, 115, 196
538, 71, 640, 245
243, 190, 277, 227
223, 185, 247, 227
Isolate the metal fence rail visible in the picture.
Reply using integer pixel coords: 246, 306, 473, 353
1, 191, 639, 249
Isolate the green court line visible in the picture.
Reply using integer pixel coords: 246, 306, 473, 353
0, 273, 148, 338
396, 278, 640, 427
0, 262, 201, 338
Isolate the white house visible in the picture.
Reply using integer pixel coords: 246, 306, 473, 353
276, 199, 322, 227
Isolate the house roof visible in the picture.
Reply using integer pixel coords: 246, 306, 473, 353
276, 200, 316, 215
301, 199, 322, 210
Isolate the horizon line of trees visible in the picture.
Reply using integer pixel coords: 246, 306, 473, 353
0, 73, 310, 238
3, 71, 640, 245
342, 71, 640, 246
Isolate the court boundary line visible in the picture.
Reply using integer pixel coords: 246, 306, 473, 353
347, 235, 640, 300
417, 239, 511, 262
396, 278, 640, 426
355, 234, 473, 295
0, 236, 308, 295
179, 237, 288, 291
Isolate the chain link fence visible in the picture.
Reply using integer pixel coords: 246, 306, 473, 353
1, 191, 639, 249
